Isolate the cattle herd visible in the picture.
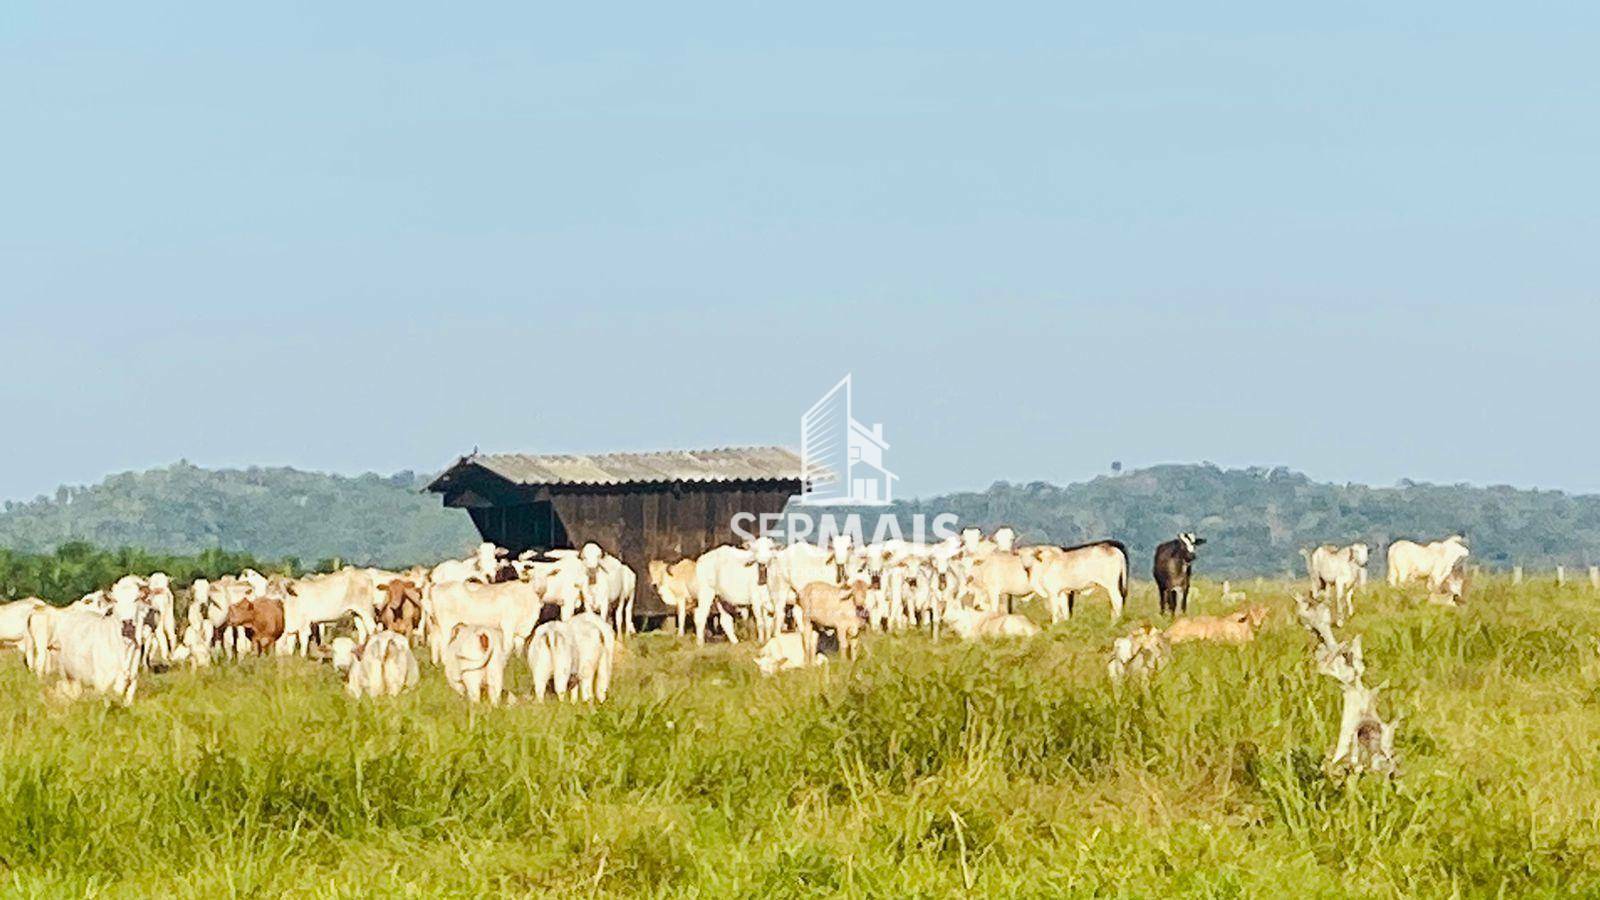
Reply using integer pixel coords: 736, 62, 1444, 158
0, 527, 1474, 725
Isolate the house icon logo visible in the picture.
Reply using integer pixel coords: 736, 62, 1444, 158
799, 374, 897, 506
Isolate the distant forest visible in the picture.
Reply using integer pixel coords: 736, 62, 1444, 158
2, 461, 1598, 576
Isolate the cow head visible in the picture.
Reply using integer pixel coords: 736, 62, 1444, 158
747, 536, 777, 566
224, 599, 255, 627
827, 533, 853, 565
993, 527, 1017, 552
1348, 544, 1371, 566
1178, 533, 1204, 557
579, 542, 604, 568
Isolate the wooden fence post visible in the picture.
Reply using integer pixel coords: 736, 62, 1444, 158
1590, 566, 1599, 590
1513, 565, 1523, 585
1557, 566, 1566, 587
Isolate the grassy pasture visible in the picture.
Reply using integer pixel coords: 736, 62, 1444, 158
1, 578, 1599, 896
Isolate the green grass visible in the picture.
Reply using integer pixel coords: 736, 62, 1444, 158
2, 578, 1598, 896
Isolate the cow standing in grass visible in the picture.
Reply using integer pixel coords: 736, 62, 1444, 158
1154, 533, 1205, 616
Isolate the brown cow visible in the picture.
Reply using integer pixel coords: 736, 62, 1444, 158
225, 598, 286, 656
377, 579, 423, 636
794, 580, 866, 664
1164, 605, 1269, 644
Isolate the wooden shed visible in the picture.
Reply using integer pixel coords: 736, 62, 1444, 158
425, 447, 803, 617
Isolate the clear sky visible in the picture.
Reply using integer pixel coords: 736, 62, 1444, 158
3, 3, 1597, 503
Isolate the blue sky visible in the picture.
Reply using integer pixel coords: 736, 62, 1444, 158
2, 3, 1597, 502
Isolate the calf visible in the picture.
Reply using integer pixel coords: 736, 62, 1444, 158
1153, 533, 1205, 616
794, 581, 866, 664
443, 624, 507, 705
225, 597, 286, 656
754, 632, 828, 676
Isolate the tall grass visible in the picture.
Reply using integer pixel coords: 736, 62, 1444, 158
0, 578, 1597, 895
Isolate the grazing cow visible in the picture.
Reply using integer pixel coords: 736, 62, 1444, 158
1387, 536, 1470, 602
225, 597, 286, 656
47, 607, 143, 704
794, 581, 866, 665
376, 579, 423, 636
1302, 543, 1369, 625
346, 631, 420, 698
1154, 533, 1205, 616
424, 579, 543, 664
754, 632, 829, 676
648, 559, 698, 636
943, 607, 1040, 640
443, 624, 507, 705
1164, 605, 1269, 644
279, 569, 379, 655
1023, 541, 1130, 622
527, 613, 614, 703
145, 572, 178, 663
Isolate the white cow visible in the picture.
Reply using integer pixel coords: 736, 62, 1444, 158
1387, 536, 1470, 599
280, 569, 379, 656
425, 578, 544, 664
577, 544, 638, 638
443, 624, 508, 705
48, 607, 144, 704
692, 541, 778, 645
1023, 541, 1130, 622
527, 612, 614, 703
430, 542, 506, 586
146, 572, 179, 663
944, 607, 1040, 640
769, 536, 854, 636
346, 631, 420, 698
754, 632, 828, 677
0, 597, 47, 652
1303, 543, 1370, 624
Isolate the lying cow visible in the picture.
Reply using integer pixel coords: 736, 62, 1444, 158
1164, 605, 1269, 644
753, 632, 829, 677
1108, 624, 1170, 681
943, 607, 1040, 640
346, 631, 420, 699
443, 624, 508, 705
527, 612, 615, 703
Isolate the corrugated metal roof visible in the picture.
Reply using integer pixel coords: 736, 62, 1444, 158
429, 446, 805, 488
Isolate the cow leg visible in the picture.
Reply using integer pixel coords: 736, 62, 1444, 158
693, 590, 715, 646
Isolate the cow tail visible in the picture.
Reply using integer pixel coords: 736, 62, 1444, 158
1119, 551, 1128, 604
